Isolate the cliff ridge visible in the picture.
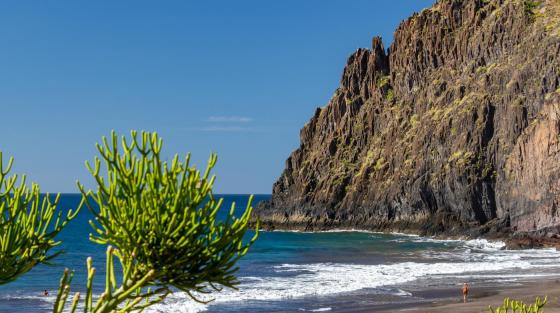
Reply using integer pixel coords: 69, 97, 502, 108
257, 0, 560, 244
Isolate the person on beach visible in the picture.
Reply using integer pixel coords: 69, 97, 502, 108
43, 290, 49, 296
462, 282, 469, 303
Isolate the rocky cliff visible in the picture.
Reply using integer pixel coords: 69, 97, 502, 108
256, 0, 560, 241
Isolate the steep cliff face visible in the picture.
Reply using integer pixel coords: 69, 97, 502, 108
257, 0, 560, 239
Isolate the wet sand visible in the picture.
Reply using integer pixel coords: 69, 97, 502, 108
384, 280, 560, 313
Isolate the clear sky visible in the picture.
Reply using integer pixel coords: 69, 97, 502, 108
0, 0, 434, 194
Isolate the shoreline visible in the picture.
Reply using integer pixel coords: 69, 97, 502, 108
263, 228, 509, 247
254, 223, 560, 249
254, 228, 560, 312
256, 224, 478, 238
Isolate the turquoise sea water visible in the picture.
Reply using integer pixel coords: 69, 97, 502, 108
1, 194, 560, 312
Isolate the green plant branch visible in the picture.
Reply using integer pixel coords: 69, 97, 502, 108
53, 247, 167, 313
0, 151, 82, 285
54, 130, 258, 312
489, 296, 547, 313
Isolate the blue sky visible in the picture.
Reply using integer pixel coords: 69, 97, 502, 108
0, 0, 433, 194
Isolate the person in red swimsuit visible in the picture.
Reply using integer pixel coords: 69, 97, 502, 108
462, 282, 470, 303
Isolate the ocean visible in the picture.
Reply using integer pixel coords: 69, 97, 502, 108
1, 194, 559, 312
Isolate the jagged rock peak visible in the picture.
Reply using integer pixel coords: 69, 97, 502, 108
341, 36, 389, 101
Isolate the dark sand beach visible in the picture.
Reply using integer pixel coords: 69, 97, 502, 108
384, 280, 560, 313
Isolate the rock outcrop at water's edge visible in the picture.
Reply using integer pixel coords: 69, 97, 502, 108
255, 0, 560, 246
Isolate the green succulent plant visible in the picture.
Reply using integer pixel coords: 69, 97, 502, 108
54, 130, 259, 313
489, 296, 547, 313
0, 152, 81, 285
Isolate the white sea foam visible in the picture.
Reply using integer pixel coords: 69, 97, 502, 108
421, 241, 560, 265
297, 308, 333, 312
144, 247, 559, 313
269, 228, 421, 237
464, 239, 506, 250
269, 228, 513, 250
391, 236, 507, 251
18, 234, 559, 313
270, 229, 380, 234
0, 294, 55, 301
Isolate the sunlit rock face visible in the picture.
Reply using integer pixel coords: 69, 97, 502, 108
256, 0, 560, 240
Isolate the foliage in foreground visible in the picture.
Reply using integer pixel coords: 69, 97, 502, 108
0, 152, 81, 285
489, 296, 547, 313
54, 130, 258, 313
